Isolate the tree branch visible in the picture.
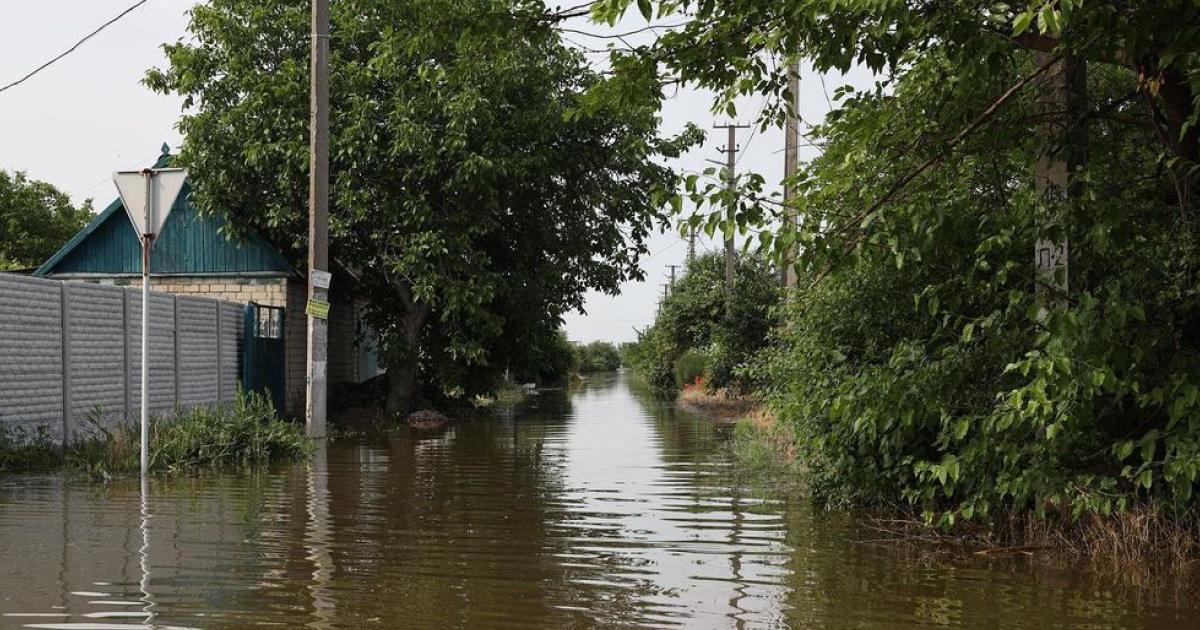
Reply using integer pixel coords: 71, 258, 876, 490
808, 54, 1062, 289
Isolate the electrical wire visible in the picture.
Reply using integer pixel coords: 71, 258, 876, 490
0, 0, 152, 97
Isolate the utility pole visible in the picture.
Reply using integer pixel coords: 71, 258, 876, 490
782, 60, 801, 293
1034, 53, 1085, 318
306, 0, 331, 438
714, 122, 749, 320
666, 264, 680, 288
686, 225, 697, 264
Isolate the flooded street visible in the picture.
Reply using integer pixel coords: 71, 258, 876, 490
1, 373, 1197, 629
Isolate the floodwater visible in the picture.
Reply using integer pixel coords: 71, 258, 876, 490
1, 372, 1197, 629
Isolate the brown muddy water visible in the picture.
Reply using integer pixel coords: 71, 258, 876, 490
1, 372, 1197, 629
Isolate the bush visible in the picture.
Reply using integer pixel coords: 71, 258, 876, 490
749, 58, 1200, 528
68, 389, 311, 476
626, 252, 779, 395
624, 328, 677, 394
0, 425, 60, 474
575, 341, 622, 373
673, 351, 709, 387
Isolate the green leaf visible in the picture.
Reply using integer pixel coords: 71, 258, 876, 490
1012, 10, 1034, 36
636, 0, 653, 21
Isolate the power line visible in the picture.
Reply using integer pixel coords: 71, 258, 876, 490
644, 237, 684, 261
0, 0, 152, 97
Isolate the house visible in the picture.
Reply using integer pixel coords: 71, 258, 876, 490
34, 149, 379, 416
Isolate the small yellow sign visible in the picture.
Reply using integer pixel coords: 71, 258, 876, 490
306, 298, 331, 320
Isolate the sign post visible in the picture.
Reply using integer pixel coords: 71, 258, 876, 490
114, 168, 187, 477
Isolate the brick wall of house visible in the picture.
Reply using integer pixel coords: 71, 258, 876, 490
107, 276, 290, 308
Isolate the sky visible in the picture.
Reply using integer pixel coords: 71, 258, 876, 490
0, 0, 872, 344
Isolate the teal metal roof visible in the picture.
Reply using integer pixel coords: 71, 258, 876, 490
35, 182, 295, 277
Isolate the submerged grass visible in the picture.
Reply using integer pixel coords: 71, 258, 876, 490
1, 389, 311, 478
726, 409, 804, 494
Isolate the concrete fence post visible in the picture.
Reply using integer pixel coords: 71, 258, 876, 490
216, 300, 223, 403
59, 282, 73, 449
173, 294, 181, 410
123, 289, 131, 422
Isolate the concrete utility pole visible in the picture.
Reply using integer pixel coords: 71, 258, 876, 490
1034, 52, 1086, 317
666, 264, 680, 288
782, 60, 801, 293
306, 0, 331, 438
714, 122, 749, 320
686, 225, 697, 264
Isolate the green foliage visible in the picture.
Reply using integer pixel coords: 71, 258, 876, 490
0, 170, 93, 270
624, 328, 677, 394
2, 391, 309, 477
574, 341, 622, 373
508, 329, 578, 386
735, 55, 1200, 525
78, 390, 309, 476
626, 252, 779, 394
146, 0, 694, 412
0, 425, 61, 474
673, 351, 708, 387
592, 0, 1200, 525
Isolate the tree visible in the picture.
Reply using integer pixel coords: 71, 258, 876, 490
574, 341, 621, 373
628, 253, 778, 394
588, 1, 1200, 522
0, 171, 92, 270
146, 0, 697, 414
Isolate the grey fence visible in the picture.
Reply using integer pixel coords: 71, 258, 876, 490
0, 274, 244, 445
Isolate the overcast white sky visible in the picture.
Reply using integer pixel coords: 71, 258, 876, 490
0, 0, 871, 343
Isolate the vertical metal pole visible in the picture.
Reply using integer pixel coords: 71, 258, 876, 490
307, 0, 331, 438
783, 60, 801, 293
141, 173, 152, 476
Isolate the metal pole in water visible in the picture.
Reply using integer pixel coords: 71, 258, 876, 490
141, 171, 152, 476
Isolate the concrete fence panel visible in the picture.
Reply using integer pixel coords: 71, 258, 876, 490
219, 302, 244, 402
65, 283, 126, 438
177, 295, 220, 407
0, 275, 65, 442
0, 274, 245, 446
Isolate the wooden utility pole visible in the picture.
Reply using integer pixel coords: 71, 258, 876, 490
306, 0, 331, 438
782, 60, 801, 293
1034, 52, 1086, 317
714, 122, 749, 319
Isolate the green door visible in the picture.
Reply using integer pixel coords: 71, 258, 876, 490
243, 303, 287, 415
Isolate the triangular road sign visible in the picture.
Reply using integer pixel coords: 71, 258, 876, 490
113, 168, 188, 238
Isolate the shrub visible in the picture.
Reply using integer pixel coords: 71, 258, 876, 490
0, 425, 60, 474
69, 389, 310, 476
626, 252, 779, 394
575, 341, 622, 373
674, 351, 709, 387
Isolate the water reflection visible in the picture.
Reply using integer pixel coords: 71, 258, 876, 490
0, 372, 1197, 629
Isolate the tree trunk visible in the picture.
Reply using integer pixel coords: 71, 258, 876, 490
385, 303, 430, 417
